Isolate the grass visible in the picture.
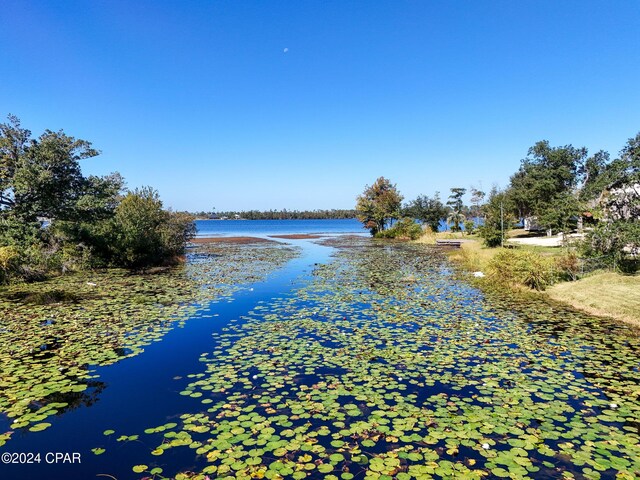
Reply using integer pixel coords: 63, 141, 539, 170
517, 244, 566, 256
414, 230, 640, 327
415, 231, 496, 270
417, 229, 570, 270
546, 272, 640, 327
413, 229, 473, 243
446, 238, 496, 272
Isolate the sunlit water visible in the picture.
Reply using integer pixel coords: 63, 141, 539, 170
194, 219, 364, 237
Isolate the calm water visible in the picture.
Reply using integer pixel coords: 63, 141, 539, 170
194, 218, 364, 237
194, 218, 481, 237
1, 240, 334, 480
2, 236, 638, 479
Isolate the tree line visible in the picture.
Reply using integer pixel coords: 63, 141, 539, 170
0, 115, 195, 283
356, 132, 640, 269
355, 178, 478, 237
194, 209, 357, 220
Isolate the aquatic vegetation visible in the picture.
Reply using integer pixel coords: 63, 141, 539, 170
487, 249, 556, 291
0, 242, 298, 443
134, 237, 640, 479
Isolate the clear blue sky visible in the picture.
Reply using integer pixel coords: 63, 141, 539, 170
1, 1, 638, 211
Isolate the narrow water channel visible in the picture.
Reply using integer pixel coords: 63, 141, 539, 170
1, 239, 334, 480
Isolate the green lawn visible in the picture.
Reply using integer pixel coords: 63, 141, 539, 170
546, 272, 640, 327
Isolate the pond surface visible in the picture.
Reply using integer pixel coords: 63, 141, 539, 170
0, 237, 638, 480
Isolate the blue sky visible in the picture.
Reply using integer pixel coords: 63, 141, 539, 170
1, 1, 639, 211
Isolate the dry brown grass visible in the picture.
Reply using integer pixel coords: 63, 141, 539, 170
413, 229, 437, 244
447, 240, 497, 272
414, 229, 473, 245
546, 272, 640, 327
414, 231, 489, 270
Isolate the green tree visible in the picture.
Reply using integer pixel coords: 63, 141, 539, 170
12, 130, 100, 222
617, 132, 640, 181
579, 150, 611, 202
507, 141, 587, 232
405, 193, 446, 232
51, 173, 126, 267
470, 186, 485, 219
0, 115, 195, 278
478, 187, 515, 247
590, 133, 640, 195
581, 133, 640, 272
0, 115, 127, 271
74, 173, 126, 221
356, 177, 403, 235
108, 187, 195, 270
537, 191, 582, 239
583, 220, 640, 272
0, 115, 114, 225
0, 114, 30, 208
446, 187, 466, 232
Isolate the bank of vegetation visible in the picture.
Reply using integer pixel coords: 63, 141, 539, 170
355, 133, 640, 325
0, 115, 195, 284
437, 234, 640, 327
193, 208, 357, 220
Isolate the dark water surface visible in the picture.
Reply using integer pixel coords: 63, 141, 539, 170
0, 240, 333, 480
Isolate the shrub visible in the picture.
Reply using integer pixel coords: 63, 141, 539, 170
582, 221, 640, 273
478, 224, 504, 247
554, 252, 580, 281
463, 220, 475, 235
60, 243, 94, 273
158, 211, 197, 259
488, 248, 556, 290
107, 188, 195, 270
0, 246, 20, 284
375, 218, 423, 240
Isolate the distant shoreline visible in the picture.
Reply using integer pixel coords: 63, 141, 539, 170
193, 217, 359, 221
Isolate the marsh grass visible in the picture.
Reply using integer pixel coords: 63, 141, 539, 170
448, 239, 497, 272
488, 249, 556, 290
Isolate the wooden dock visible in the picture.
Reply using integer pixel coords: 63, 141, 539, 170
435, 240, 462, 248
